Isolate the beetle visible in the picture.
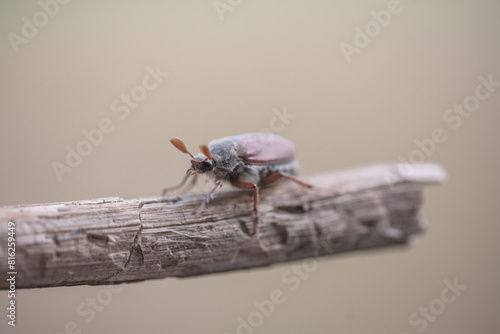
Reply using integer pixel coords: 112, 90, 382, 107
162, 133, 312, 235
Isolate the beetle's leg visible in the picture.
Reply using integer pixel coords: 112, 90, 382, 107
230, 181, 260, 235
261, 172, 313, 188
161, 173, 198, 196
161, 173, 190, 196
182, 173, 198, 193
196, 179, 223, 216
279, 172, 313, 188
252, 184, 259, 235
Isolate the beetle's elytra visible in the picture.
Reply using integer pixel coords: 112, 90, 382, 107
162, 133, 312, 235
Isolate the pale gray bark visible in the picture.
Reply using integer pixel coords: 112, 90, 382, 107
0, 163, 445, 289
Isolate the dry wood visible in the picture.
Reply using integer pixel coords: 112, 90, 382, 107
0, 163, 445, 289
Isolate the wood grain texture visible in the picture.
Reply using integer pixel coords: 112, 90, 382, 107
0, 163, 446, 289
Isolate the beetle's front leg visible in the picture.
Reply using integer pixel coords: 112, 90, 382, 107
195, 179, 223, 216
161, 172, 198, 196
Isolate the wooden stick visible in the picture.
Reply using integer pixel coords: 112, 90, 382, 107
0, 163, 446, 289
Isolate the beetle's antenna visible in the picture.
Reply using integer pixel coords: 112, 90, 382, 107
199, 145, 213, 161
170, 137, 194, 158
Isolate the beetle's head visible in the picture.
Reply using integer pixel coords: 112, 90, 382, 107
170, 137, 214, 174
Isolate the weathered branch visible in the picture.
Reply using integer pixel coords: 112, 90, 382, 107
0, 163, 445, 289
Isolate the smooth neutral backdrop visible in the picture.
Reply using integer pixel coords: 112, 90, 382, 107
1, 1, 499, 333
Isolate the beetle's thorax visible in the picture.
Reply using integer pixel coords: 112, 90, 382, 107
207, 138, 242, 175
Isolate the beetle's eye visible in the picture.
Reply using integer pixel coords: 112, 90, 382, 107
202, 161, 213, 171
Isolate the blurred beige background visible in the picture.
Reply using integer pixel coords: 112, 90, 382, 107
1, 1, 499, 333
